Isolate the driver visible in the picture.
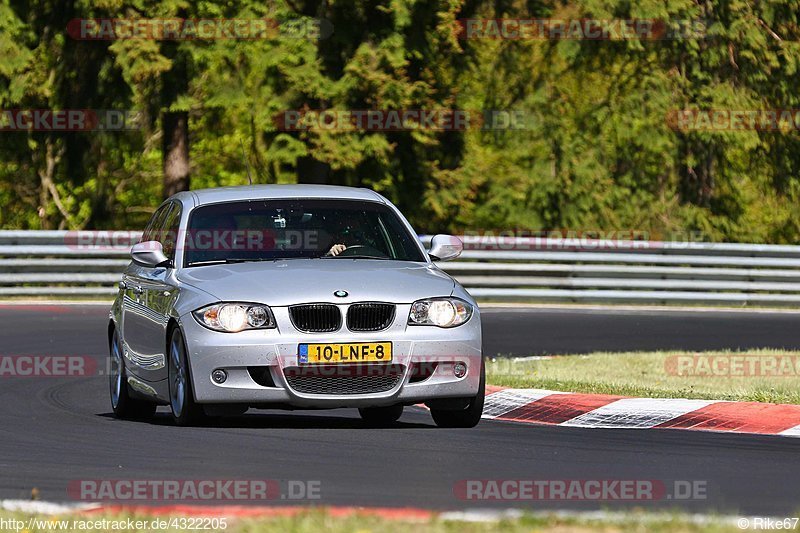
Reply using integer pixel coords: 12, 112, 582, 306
326, 243, 348, 256
323, 212, 362, 256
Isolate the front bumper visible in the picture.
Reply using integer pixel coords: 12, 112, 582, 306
181, 304, 482, 408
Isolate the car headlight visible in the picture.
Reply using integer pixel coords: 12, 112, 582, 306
192, 303, 275, 333
408, 298, 473, 328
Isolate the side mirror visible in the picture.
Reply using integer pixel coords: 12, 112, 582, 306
428, 234, 463, 261
131, 241, 170, 268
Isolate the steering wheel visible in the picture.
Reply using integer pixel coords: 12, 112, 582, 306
336, 245, 386, 258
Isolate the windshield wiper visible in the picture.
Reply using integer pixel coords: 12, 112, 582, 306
186, 258, 271, 267
321, 255, 391, 260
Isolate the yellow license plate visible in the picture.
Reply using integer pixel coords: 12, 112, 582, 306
298, 342, 392, 364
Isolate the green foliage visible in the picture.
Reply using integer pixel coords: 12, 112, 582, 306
0, 0, 799, 241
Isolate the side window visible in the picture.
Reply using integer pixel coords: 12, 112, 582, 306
160, 203, 182, 262
142, 204, 171, 243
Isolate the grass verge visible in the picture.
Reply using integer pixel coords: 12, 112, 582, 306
486, 349, 800, 404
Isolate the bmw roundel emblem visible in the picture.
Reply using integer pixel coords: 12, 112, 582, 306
334, 290, 348, 298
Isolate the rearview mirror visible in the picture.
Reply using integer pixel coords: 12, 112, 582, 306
428, 234, 463, 261
131, 241, 169, 268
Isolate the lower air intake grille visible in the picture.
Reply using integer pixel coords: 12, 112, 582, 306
346, 303, 395, 332
247, 366, 277, 387
283, 365, 404, 395
289, 304, 342, 333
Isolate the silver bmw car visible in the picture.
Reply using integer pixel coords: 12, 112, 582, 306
108, 185, 484, 427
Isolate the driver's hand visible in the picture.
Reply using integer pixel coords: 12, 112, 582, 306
326, 244, 346, 256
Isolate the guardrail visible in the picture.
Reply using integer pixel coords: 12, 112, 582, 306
1, 231, 800, 306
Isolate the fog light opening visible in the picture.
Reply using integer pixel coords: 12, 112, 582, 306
211, 369, 228, 384
453, 362, 467, 378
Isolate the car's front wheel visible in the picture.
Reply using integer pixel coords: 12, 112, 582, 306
168, 327, 205, 426
430, 358, 485, 428
358, 405, 403, 426
109, 328, 156, 420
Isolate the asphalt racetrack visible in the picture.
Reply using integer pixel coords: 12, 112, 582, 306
0, 304, 798, 515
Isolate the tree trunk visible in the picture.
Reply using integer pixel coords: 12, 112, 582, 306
296, 155, 331, 184
162, 111, 190, 197
160, 38, 190, 199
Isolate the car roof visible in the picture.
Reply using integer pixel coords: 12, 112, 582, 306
174, 184, 387, 208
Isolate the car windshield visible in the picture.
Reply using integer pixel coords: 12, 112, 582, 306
183, 199, 426, 266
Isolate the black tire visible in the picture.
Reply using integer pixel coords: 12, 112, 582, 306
109, 328, 156, 420
168, 327, 205, 426
358, 404, 404, 426
430, 358, 485, 428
